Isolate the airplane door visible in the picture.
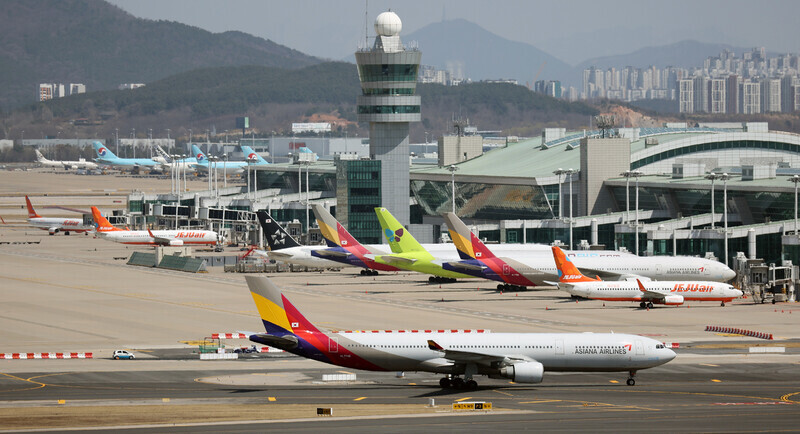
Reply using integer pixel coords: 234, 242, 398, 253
635, 340, 644, 355
329, 337, 339, 353
555, 339, 564, 355
656, 264, 664, 276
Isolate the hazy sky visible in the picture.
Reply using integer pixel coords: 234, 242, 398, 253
107, 0, 800, 65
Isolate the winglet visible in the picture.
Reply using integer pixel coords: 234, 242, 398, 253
442, 212, 496, 260
25, 196, 41, 219
551, 246, 600, 283
374, 207, 424, 253
636, 279, 646, 292
427, 340, 444, 351
147, 228, 156, 238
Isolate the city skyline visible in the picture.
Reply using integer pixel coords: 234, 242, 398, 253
107, 0, 800, 66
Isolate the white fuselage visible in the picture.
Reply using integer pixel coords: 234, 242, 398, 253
301, 331, 676, 374
494, 251, 735, 283
28, 217, 94, 234
38, 158, 98, 170
565, 280, 743, 303
97, 229, 218, 245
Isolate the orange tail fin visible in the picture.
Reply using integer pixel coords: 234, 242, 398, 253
551, 246, 600, 283
91, 206, 122, 232
25, 196, 41, 219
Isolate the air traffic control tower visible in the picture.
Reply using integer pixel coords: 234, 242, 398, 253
355, 11, 421, 226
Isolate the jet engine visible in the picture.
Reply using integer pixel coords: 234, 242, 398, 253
663, 294, 684, 305
499, 361, 544, 383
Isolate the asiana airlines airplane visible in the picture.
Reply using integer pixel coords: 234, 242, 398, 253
244, 276, 676, 389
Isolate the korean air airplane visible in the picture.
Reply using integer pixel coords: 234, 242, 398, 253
441, 212, 736, 291
551, 246, 743, 308
24, 196, 94, 235
91, 206, 219, 246
92, 141, 158, 168
244, 276, 676, 389
190, 145, 269, 174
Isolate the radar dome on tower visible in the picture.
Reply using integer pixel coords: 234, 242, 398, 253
374, 11, 402, 36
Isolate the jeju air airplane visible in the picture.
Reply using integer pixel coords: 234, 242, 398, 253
244, 276, 676, 389
551, 246, 743, 308
91, 206, 218, 246
24, 196, 94, 235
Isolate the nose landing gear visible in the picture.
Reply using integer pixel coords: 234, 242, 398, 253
626, 370, 636, 386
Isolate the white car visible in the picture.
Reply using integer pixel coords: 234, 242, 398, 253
112, 350, 135, 360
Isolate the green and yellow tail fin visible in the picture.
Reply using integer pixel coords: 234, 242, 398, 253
374, 207, 425, 253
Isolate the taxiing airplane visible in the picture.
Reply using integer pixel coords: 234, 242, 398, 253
253, 211, 347, 268
551, 246, 742, 308
24, 196, 94, 235
245, 275, 676, 389
92, 142, 158, 168
35, 149, 98, 170
441, 212, 736, 290
91, 206, 219, 246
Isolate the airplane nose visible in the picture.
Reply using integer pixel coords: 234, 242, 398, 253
722, 268, 736, 281
665, 349, 677, 362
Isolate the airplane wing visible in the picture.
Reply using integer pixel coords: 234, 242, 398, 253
636, 279, 667, 300
443, 261, 486, 271
427, 340, 534, 365
147, 229, 175, 246
266, 251, 294, 259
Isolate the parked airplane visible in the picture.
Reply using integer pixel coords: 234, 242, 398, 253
373, 207, 474, 281
551, 246, 742, 307
245, 276, 676, 388
190, 145, 269, 174
35, 149, 98, 170
253, 211, 347, 269
151, 144, 197, 170
441, 212, 736, 290
91, 206, 219, 246
92, 142, 158, 168
24, 196, 94, 235
311, 204, 547, 279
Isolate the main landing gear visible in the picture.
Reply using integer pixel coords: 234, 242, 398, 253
439, 376, 478, 390
720, 301, 726, 307
497, 283, 526, 291
626, 370, 636, 386
360, 269, 378, 276
639, 301, 654, 309
430, 276, 457, 284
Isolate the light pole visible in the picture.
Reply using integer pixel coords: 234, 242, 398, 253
790, 175, 800, 236
207, 155, 218, 193
131, 128, 135, 158
721, 173, 730, 266
305, 161, 310, 232
635, 172, 640, 255
271, 131, 275, 164
553, 168, 566, 219
222, 154, 228, 189
705, 172, 719, 229
251, 157, 259, 200
114, 128, 118, 156
567, 168, 574, 250
448, 165, 459, 214
621, 170, 642, 251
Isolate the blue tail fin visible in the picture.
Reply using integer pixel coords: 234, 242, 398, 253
241, 146, 268, 164
93, 141, 117, 159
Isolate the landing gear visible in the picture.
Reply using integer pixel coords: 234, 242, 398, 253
430, 276, 457, 284
497, 283, 526, 291
639, 302, 646, 308
439, 376, 478, 389
720, 301, 726, 307
626, 370, 636, 386
360, 269, 378, 276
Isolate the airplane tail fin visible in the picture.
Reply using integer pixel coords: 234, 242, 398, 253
311, 204, 362, 249
92, 141, 117, 159
551, 246, 600, 283
241, 146, 268, 164
246, 276, 319, 336
91, 206, 122, 232
25, 196, 41, 219
256, 211, 301, 250
442, 212, 497, 260
374, 207, 424, 253
34, 149, 47, 163
191, 145, 207, 164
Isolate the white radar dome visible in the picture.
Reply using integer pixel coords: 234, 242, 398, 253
374, 11, 402, 37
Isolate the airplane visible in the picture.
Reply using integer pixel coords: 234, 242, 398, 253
35, 149, 98, 170
252, 210, 348, 269
24, 195, 94, 235
372, 207, 475, 281
551, 246, 743, 308
150, 144, 197, 170
311, 204, 548, 279
91, 206, 219, 246
92, 141, 159, 168
190, 145, 269, 174
441, 212, 736, 290
244, 275, 677, 389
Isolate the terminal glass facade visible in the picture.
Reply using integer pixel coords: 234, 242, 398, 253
336, 159, 382, 244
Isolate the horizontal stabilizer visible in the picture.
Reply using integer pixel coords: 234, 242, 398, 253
314, 249, 350, 258
248, 333, 299, 350
375, 255, 417, 265
444, 261, 486, 271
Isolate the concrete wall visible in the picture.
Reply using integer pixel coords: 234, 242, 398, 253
580, 137, 631, 216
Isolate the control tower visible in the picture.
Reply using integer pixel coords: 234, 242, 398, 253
355, 11, 421, 226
